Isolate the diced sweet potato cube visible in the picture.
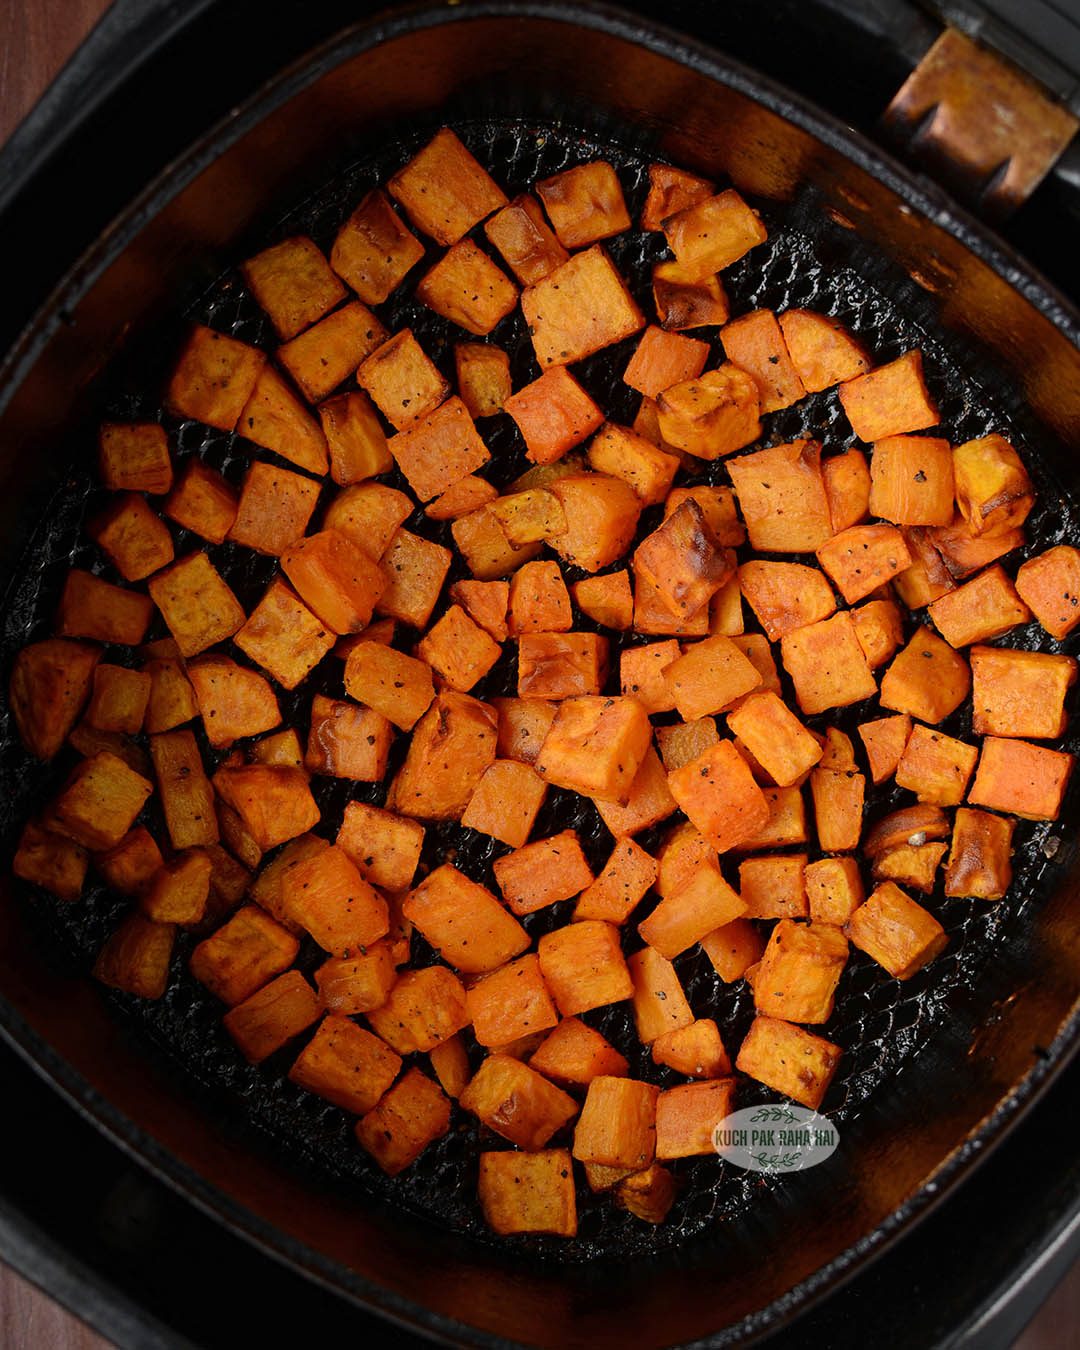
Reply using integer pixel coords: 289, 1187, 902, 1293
587, 422, 679, 508
632, 574, 709, 638
537, 920, 632, 1017
428, 1033, 470, 1099
166, 325, 265, 431
641, 162, 714, 230
290, 1012, 402, 1115
304, 695, 392, 782
656, 719, 722, 774
726, 692, 822, 788
390, 689, 496, 821
870, 841, 946, 894
894, 724, 978, 806
662, 189, 768, 282
453, 343, 511, 421
738, 561, 835, 644
416, 239, 518, 336
315, 945, 398, 1016
461, 759, 547, 849
277, 300, 389, 404
780, 612, 878, 716
863, 804, 950, 858
93, 907, 176, 999
852, 598, 904, 669
150, 729, 217, 849
655, 1079, 736, 1159
592, 747, 677, 838
623, 325, 710, 402
634, 499, 732, 622
376, 528, 454, 629
701, 917, 766, 981
879, 626, 970, 724
281, 844, 388, 957
619, 639, 678, 715
816, 523, 912, 605
427, 475, 498, 525
945, 808, 1015, 900
281, 529, 386, 636
356, 1066, 452, 1175
449, 579, 509, 643
315, 391, 390, 486
88, 493, 174, 583
736, 785, 809, 852
517, 632, 608, 699
13, 819, 88, 901
929, 565, 1030, 650
664, 636, 763, 722
572, 570, 633, 631
508, 559, 572, 634
969, 737, 1073, 821
336, 801, 424, 895
668, 740, 769, 853
94, 825, 162, 897
483, 192, 569, 284
48, 751, 152, 851
805, 856, 865, 926
478, 1148, 577, 1237
238, 364, 329, 476
971, 646, 1076, 739
86, 663, 151, 738
461, 1053, 577, 1151
574, 837, 657, 925
190, 903, 299, 1006
403, 864, 527, 974
613, 1164, 677, 1224
573, 1076, 659, 1169
213, 765, 319, 850
894, 527, 956, 609
535, 695, 650, 803
1015, 545, 1080, 640
163, 460, 237, 546
652, 1018, 731, 1079
547, 472, 641, 576
736, 1016, 841, 1109
839, 350, 939, 442
466, 953, 558, 1049
494, 698, 558, 768
868, 434, 953, 526
953, 433, 1034, 536
537, 160, 630, 248
388, 127, 507, 245
141, 848, 212, 924
340, 642, 433, 733
366, 964, 470, 1054
355, 327, 449, 433
98, 422, 172, 495
739, 853, 808, 920
662, 488, 743, 550
721, 308, 805, 412
57, 570, 153, 647
639, 859, 746, 959
652, 260, 730, 331
494, 830, 594, 916
627, 945, 693, 1042
530, 1019, 629, 1088
241, 234, 345, 339
751, 920, 848, 1024
845, 880, 947, 979
777, 310, 870, 391
330, 187, 424, 304
858, 714, 912, 785
656, 366, 760, 459
822, 447, 871, 533
187, 656, 280, 749
10, 638, 101, 761
810, 766, 865, 850
451, 506, 543, 581
522, 245, 645, 369
233, 578, 333, 692
504, 367, 603, 466
223, 969, 319, 1064
147, 553, 245, 658
66, 725, 148, 776
728, 439, 832, 553
929, 512, 1025, 579
416, 605, 502, 693
248, 835, 329, 932
386, 395, 490, 503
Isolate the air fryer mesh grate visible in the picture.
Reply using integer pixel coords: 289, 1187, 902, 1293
2, 117, 1078, 1264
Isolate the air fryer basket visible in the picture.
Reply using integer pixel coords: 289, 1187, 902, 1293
2, 6, 1080, 1347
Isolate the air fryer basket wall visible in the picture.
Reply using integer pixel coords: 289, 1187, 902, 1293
2, 8, 1080, 1348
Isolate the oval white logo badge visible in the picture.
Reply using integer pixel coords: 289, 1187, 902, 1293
713, 1105, 840, 1173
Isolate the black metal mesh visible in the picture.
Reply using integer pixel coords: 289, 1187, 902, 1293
2, 117, 1078, 1266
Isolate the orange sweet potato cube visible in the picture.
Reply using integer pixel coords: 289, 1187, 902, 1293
428, 1033, 470, 1099
651, 1018, 731, 1079
48, 751, 153, 851
276, 300, 388, 405
450, 579, 509, 642
852, 598, 904, 669
315, 945, 398, 1015
736, 784, 809, 852
664, 485, 745, 546
780, 612, 878, 716
336, 800, 424, 893
281, 844, 389, 957
620, 639, 679, 715
140, 848, 213, 924
213, 764, 319, 850
868, 434, 953, 526
376, 528, 453, 629
508, 559, 572, 633
641, 162, 714, 230
858, 714, 912, 785
330, 187, 424, 304
662, 189, 768, 282
550, 472, 642, 574
504, 367, 604, 466
290, 1012, 401, 1113
971, 646, 1076, 739
944, 807, 1015, 900
627, 945, 693, 1042
572, 570, 633, 631
735, 1016, 841, 1109
587, 422, 679, 507
478, 1149, 578, 1237
879, 627, 971, 724
816, 523, 912, 605
870, 840, 947, 895
93, 911, 175, 998
592, 747, 678, 838
929, 512, 1025, 579
94, 825, 162, 897
461, 759, 548, 849
534, 695, 650, 802
623, 325, 709, 401
778, 309, 870, 391
187, 656, 280, 749
726, 692, 822, 788
454, 342, 511, 420
98, 422, 172, 495
928, 565, 1029, 649
638, 859, 746, 959
493, 830, 594, 916
281, 529, 386, 635
838, 350, 939, 441
57, 570, 153, 647
537, 920, 632, 1016
530, 1018, 629, 1087
84, 664, 151, 736
728, 439, 833, 553
894, 527, 956, 608
894, 724, 978, 806
239, 363, 330, 476
738, 854, 808, 920
652, 261, 730, 331
574, 837, 657, 924
316, 390, 392, 485
342, 642, 434, 732
386, 396, 489, 502
721, 308, 806, 412
223, 969, 320, 1064
163, 460, 238, 545
166, 325, 265, 432
466, 953, 559, 1049
356, 327, 449, 432
968, 737, 1073, 821
241, 234, 346, 339
632, 575, 709, 638
1015, 545, 1080, 640
483, 192, 569, 284
656, 366, 760, 459
234, 578, 334, 691
452, 506, 543, 581
845, 880, 947, 979
461, 1054, 577, 1151
417, 605, 501, 693
10, 638, 101, 761
537, 160, 630, 248
390, 690, 496, 820
655, 1079, 736, 1159
667, 740, 769, 853
656, 719, 722, 774
356, 1067, 452, 1175
304, 695, 392, 782
147, 553, 245, 658
700, 918, 766, 981
823, 447, 872, 533
664, 636, 762, 721
13, 819, 88, 902
804, 856, 866, 926
517, 632, 608, 699
403, 863, 528, 974
573, 1076, 659, 1169
810, 766, 865, 850
366, 965, 470, 1053
953, 434, 1034, 536
189, 903, 299, 1005
388, 127, 507, 245
149, 729, 217, 850
416, 240, 518, 336
751, 920, 848, 1024
738, 561, 836, 643
88, 493, 174, 583
521, 245, 645, 369
634, 500, 732, 620
494, 697, 557, 766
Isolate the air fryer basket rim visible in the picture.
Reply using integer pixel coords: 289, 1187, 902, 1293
2, 4, 1080, 1348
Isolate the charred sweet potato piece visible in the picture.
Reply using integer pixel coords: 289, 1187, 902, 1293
641, 162, 714, 230
929, 512, 1025, 579
336, 800, 425, 894
390, 690, 497, 821
728, 439, 832, 553
88, 494, 174, 583
944, 808, 1015, 900
816, 523, 912, 605
10, 638, 101, 760
478, 1149, 578, 1237
634, 500, 731, 620
461, 1054, 576, 1151
356, 1067, 452, 1175
1015, 545, 1080, 640
166, 325, 266, 431
388, 127, 507, 246
656, 366, 760, 459
838, 351, 939, 442
330, 187, 425, 304
721, 308, 806, 412
953, 434, 1034, 536
701, 917, 767, 981
668, 740, 770, 853
778, 309, 870, 391
870, 840, 947, 894
147, 553, 245, 658
652, 261, 730, 332
845, 881, 947, 979
879, 627, 970, 724
213, 765, 319, 851
537, 160, 631, 248
517, 632, 609, 699
736, 1016, 841, 1109
98, 422, 172, 495
483, 193, 570, 285
535, 695, 651, 803
460, 759, 548, 849
627, 945, 693, 1042
573, 1076, 659, 1169
403, 863, 528, 974
415, 239, 518, 336
655, 1079, 736, 1159
304, 695, 392, 782
572, 570, 634, 631
57, 570, 154, 647
971, 646, 1077, 739
587, 422, 680, 507
662, 189, 768, 282
521, 245, 645, 369
868, 434, 953, 526
494, 830, 594, 916
822, 447, 872, 533
805, 856, 865, 926
780, 611, 878, 715
638, 859, 745, 959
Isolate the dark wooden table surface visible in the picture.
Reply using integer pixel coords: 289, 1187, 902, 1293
0, 2, 1076, 1346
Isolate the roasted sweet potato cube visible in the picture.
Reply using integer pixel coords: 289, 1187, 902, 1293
403, 864, 528, 974
969, 737, 1073, 821
953, 433, 1034, 536
663, 487, 744, 549
466, 952, 558, 1048
572, 570, 634, 631
573, 838, 657, 925
66, 725, 149, 776
290, 1012, 401, 1115
517, 632, 608, 699
94, 825, 162, 897
738, 853, 808, 920
641, 162, 714, 230
478, 1148, 577, 1237
416, 239, 518, 336
140, 848, 212, 924
736, 1016, 841, 1109
483, 192, 569, 285
281, 529, 386, 635
461, 1053, 577, 1151
587, 422, 679, 508
971, 646, 1076, 740
356, 328, 449, 433
737, 561, 835, 645
592, 747, 677, 838
701, 917, 766, 981
522, 245, 645, 369
868, 434, 953, 526
657, 827, 713, 896
247, 835, 328, 932
838, 350, 938, 441
341, 642, 434, 733
57, 570, 154, 647
726, 692, 822, 788
449, 579, 509, 642
651, 1018, 731, 1079
147, 553, 245, 658
239, 362, 330, 476
277, 300, 389, 404
1015, 545, 1080, 640
213, 765, 320, 850
502, 369, 602, 469
386, 395, 490, 502
721, 308, 806, 412
241, 234, 346, 339
281, 844, 389, 957
304, 696, 392, 782
652, 260, 730, 332
493, 830, 594, 916
656, 366, 760, 459
928, 565, 1029, 650
13, 818, 88, 902
314, 391, 390, 486
620, 639, 679, 715
573, 1076, 659, 1169
894, 724, 978, 807
655, 1079, 736, 1159
93, 908, 175, 998
535, 695, 650, 802
233, 578, 332, 692
668, 740, 770, 853
314, 944, 398, 1015
805, 856, 865, 926
508, 559, 572, 633
638, 859, 746, 959
330, 187, 424, 304
929, 512, 1025, 579
613, 1164, 677, 1223
48, 751, 152, 852
162, 460, 238, 546
664, 636, 763, 721
632, 575, 709, 637
627, 945, 693, 1042
777, 309, 870, 391
816, 523, 912, 605
453, 342, 511, 421
150, 729, 218, 849
858, 714, 912, 785
537, 159, 630, 248
388, 127, 507, 245
356, 1066, 452, 1175
166, 325, 265, 431
390, 690, 496, 820
894, 527, 956, 608
461, 759, 548, 849
634, 500, 731, 621
879, 627, 970, 724
452, 506, 543, 581
9, 638, 101, 761
736, 785, 809, 852
537, 920, 632, 1017
376, 528, 453, 629
845, 880, 947, 979
728, 439, 833, 553
549, 472, 642, 574
622, 325, 710, 402
810, 766, 865, 850
945, 808, 1015, 900
751, 920, 848, 1024
662, 189, 768, 282
336, 801, 423, 895
416, 605, 502, 693
88, 493, 174, 583
223, 969, 320, 1064
428, 1033, 470, 1099
656, 719, 721, 774
82, 664, 149, 738
870, 840, 946, 894
822, 447, 872, 533
366, 964, 470, 1054
187, 656, 280, 749
780, 612, 878, 716
98, 422, 172, 495
851, 598, 904, 670
530, 1018, 629, 1087
190, 903, 298, 1005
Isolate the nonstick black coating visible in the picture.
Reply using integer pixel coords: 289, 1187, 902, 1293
2, 111, 1078, 1269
